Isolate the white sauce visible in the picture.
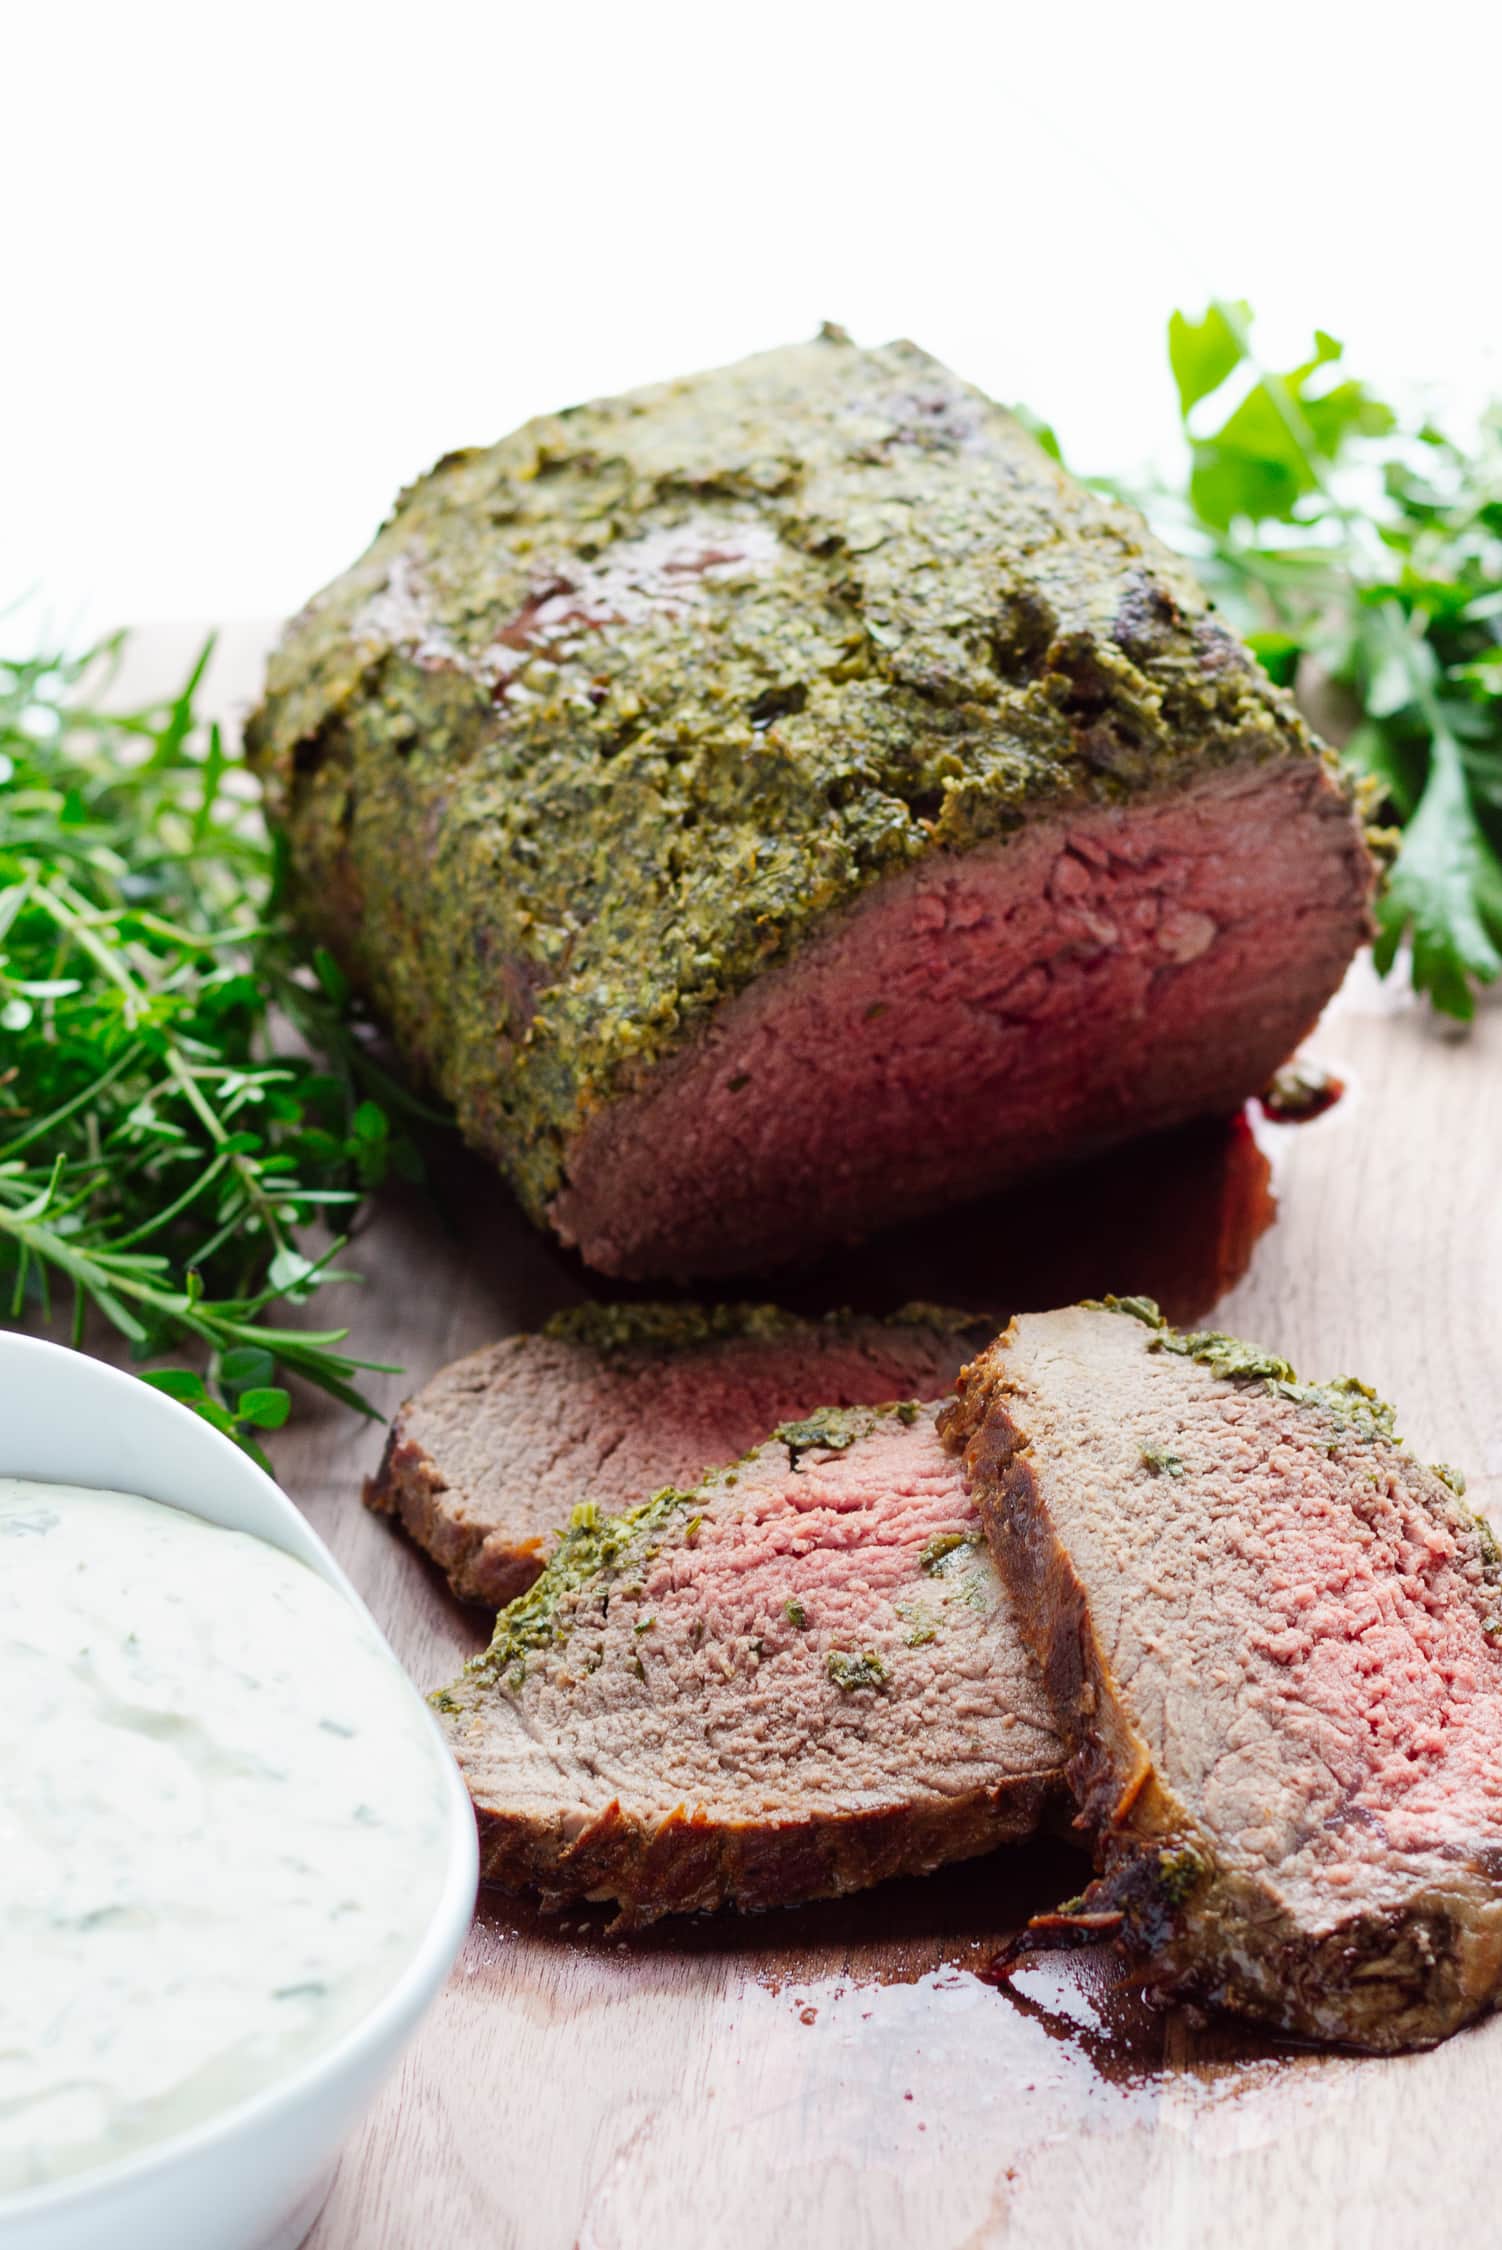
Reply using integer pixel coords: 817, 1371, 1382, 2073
0, 1479, 451, 2196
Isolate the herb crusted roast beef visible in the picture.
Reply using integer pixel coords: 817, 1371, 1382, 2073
367, 1301, 988, 1608
246, 331, 1376, 1278
435, 1402, 1062, 1921
942, 1300, 1502, 2052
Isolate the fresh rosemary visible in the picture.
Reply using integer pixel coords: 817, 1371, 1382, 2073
0, 634, 427, 1464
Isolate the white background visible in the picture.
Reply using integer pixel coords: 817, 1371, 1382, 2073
5, 0, 1499, 651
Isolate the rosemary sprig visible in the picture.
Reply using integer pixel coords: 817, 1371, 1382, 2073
0, 634, 428, 1464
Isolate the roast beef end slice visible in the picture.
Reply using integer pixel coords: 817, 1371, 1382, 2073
941, 1300, 1502, 2052
434, 1403, 1063, 1924
550, 765, 1372, 1278
248, 333, 1376, 1282
365, 1301, 989, 1609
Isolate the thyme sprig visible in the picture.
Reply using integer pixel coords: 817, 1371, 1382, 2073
0, 635, 426, 1462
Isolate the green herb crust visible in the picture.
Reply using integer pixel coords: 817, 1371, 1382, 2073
541, 1298, 989, 1358
826, 1650, 890, 1693
777, 1400, 921, 1459
246, 330, 1352, 1222
460, 1395, 933, 1691
1154, 1331, 1399, 1445
1092, 1295, 1484, 1512
1155, 1844, 1209, 1908
1088, 1293, 1399, 1440
463, 1485, 698, 1690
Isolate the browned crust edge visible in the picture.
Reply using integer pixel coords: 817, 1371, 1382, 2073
938, 1330, 1502, 2054
364, 1424, 544, 1610
468, 1773, 1060, 1930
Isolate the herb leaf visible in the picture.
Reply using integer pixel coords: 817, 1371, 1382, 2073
1372, 728, 1502, 1016
1168, 300, 1249, 417
1136, 299, 1502, 1019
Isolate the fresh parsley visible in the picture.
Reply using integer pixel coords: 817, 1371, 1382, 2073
1132, 299, 1502, 1019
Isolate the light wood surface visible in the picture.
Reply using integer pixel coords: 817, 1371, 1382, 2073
113, 632, 1502, 2247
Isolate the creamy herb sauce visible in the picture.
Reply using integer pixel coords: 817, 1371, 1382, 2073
0, 1479, 451, 2196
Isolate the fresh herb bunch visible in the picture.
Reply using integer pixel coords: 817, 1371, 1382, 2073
1146, 300, 1502, 1019
0, 636, 424, 1463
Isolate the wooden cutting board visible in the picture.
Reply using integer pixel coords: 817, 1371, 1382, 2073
132, 631, 1502, 2248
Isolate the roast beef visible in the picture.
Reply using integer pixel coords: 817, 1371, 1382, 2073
368, 1301, 988, 1608
941, 1299, 1502, 2051
245, 330, 1375, 1278
435, 1401, 1062, 1920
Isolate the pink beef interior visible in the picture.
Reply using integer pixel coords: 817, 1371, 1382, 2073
1252, 1468, 1502, 1869
378, 1313, 981, 1608
551, 762, 1372, 1277
448, 1406, 1059, 1837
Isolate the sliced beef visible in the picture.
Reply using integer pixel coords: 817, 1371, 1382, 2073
246, 331, 1375, 1279
435, 1402, 1062, 1921
941, 1300, 1502, 2051
367, 1300, 987, 1608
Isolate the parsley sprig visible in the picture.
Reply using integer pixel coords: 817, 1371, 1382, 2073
1145, 300, 1502, 1018
0, 636, 428, 1463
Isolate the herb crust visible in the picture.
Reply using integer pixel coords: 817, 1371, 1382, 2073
246, 330, 1351, 1221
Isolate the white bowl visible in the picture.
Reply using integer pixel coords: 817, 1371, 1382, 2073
0, 1332, 479, 2250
